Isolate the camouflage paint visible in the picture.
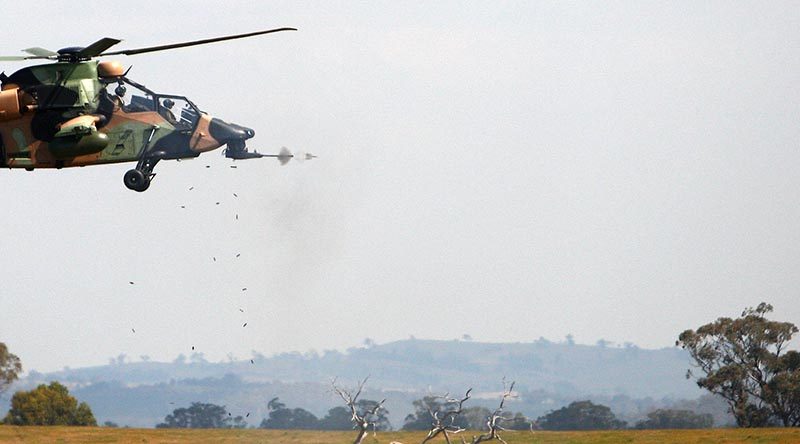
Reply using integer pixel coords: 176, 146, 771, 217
190, 114, 220, 153
0, 60, 230, 169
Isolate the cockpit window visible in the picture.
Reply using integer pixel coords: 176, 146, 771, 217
100, 79, 201, 131
102, 81, 153, 113
156, 96, 200, 130
128, 95, 155, 112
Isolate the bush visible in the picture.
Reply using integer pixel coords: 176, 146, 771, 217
3, 381, 96, 426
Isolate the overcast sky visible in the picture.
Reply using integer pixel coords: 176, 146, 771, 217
1, 1, 799, 373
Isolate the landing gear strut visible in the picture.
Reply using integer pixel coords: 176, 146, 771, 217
123, 126, 162, 192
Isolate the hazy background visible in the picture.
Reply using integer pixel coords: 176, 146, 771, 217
1, 1, 798, 373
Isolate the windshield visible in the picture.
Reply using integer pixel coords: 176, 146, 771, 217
155, 95, 201, 130
101, 79, 202, 131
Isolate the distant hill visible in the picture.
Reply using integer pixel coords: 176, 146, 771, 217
6, 339, 729, 428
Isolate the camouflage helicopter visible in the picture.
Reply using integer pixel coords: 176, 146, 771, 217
0, 28, 308, 191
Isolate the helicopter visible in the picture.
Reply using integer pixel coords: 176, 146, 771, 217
0, 28, 309, 191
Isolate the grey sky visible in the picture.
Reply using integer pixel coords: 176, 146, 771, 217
1, 1, 799, 372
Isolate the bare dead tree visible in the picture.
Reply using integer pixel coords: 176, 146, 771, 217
464, 380, 517, 444
421, 388, 472, 444
332, 377, 386, 444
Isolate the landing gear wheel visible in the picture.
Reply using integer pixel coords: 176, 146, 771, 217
123, 169, 150, 192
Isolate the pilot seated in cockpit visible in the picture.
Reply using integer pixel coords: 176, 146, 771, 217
97, 84, 126, 121
160, 98, 179, 125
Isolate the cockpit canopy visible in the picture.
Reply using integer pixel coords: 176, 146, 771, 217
103, 78, 202, 130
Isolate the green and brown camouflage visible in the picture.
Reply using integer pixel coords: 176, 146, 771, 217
0, 28, 297, 191
0, 59, 248, 168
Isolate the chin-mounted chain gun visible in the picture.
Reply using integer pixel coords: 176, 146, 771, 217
224, 140, 316, 164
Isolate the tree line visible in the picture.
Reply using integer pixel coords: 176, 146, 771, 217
0, 379, 713, 433
150, 394, 711, 432
2, 301, 799, 433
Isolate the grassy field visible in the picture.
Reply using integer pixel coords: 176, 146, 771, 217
1, 427, 800, 444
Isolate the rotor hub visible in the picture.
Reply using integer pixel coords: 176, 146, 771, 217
56, 47, 88, 62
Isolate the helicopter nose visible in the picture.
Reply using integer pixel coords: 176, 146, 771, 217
208, 118, 255, 144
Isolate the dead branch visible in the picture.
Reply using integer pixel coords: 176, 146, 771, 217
332, 377, 386, 444
468, 380, 516, 444
421, 388, 472, 444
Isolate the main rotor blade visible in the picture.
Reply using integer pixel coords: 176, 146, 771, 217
99, 27, 297, 57
22, 47, 58, 57
0, 55, 49, 61
77, 37, 122, 59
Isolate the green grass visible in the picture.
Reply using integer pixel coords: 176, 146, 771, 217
1, 426, 799, 443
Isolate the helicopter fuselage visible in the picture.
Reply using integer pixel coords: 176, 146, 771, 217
0, 26, 299, 191
0, 60, 256, 188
